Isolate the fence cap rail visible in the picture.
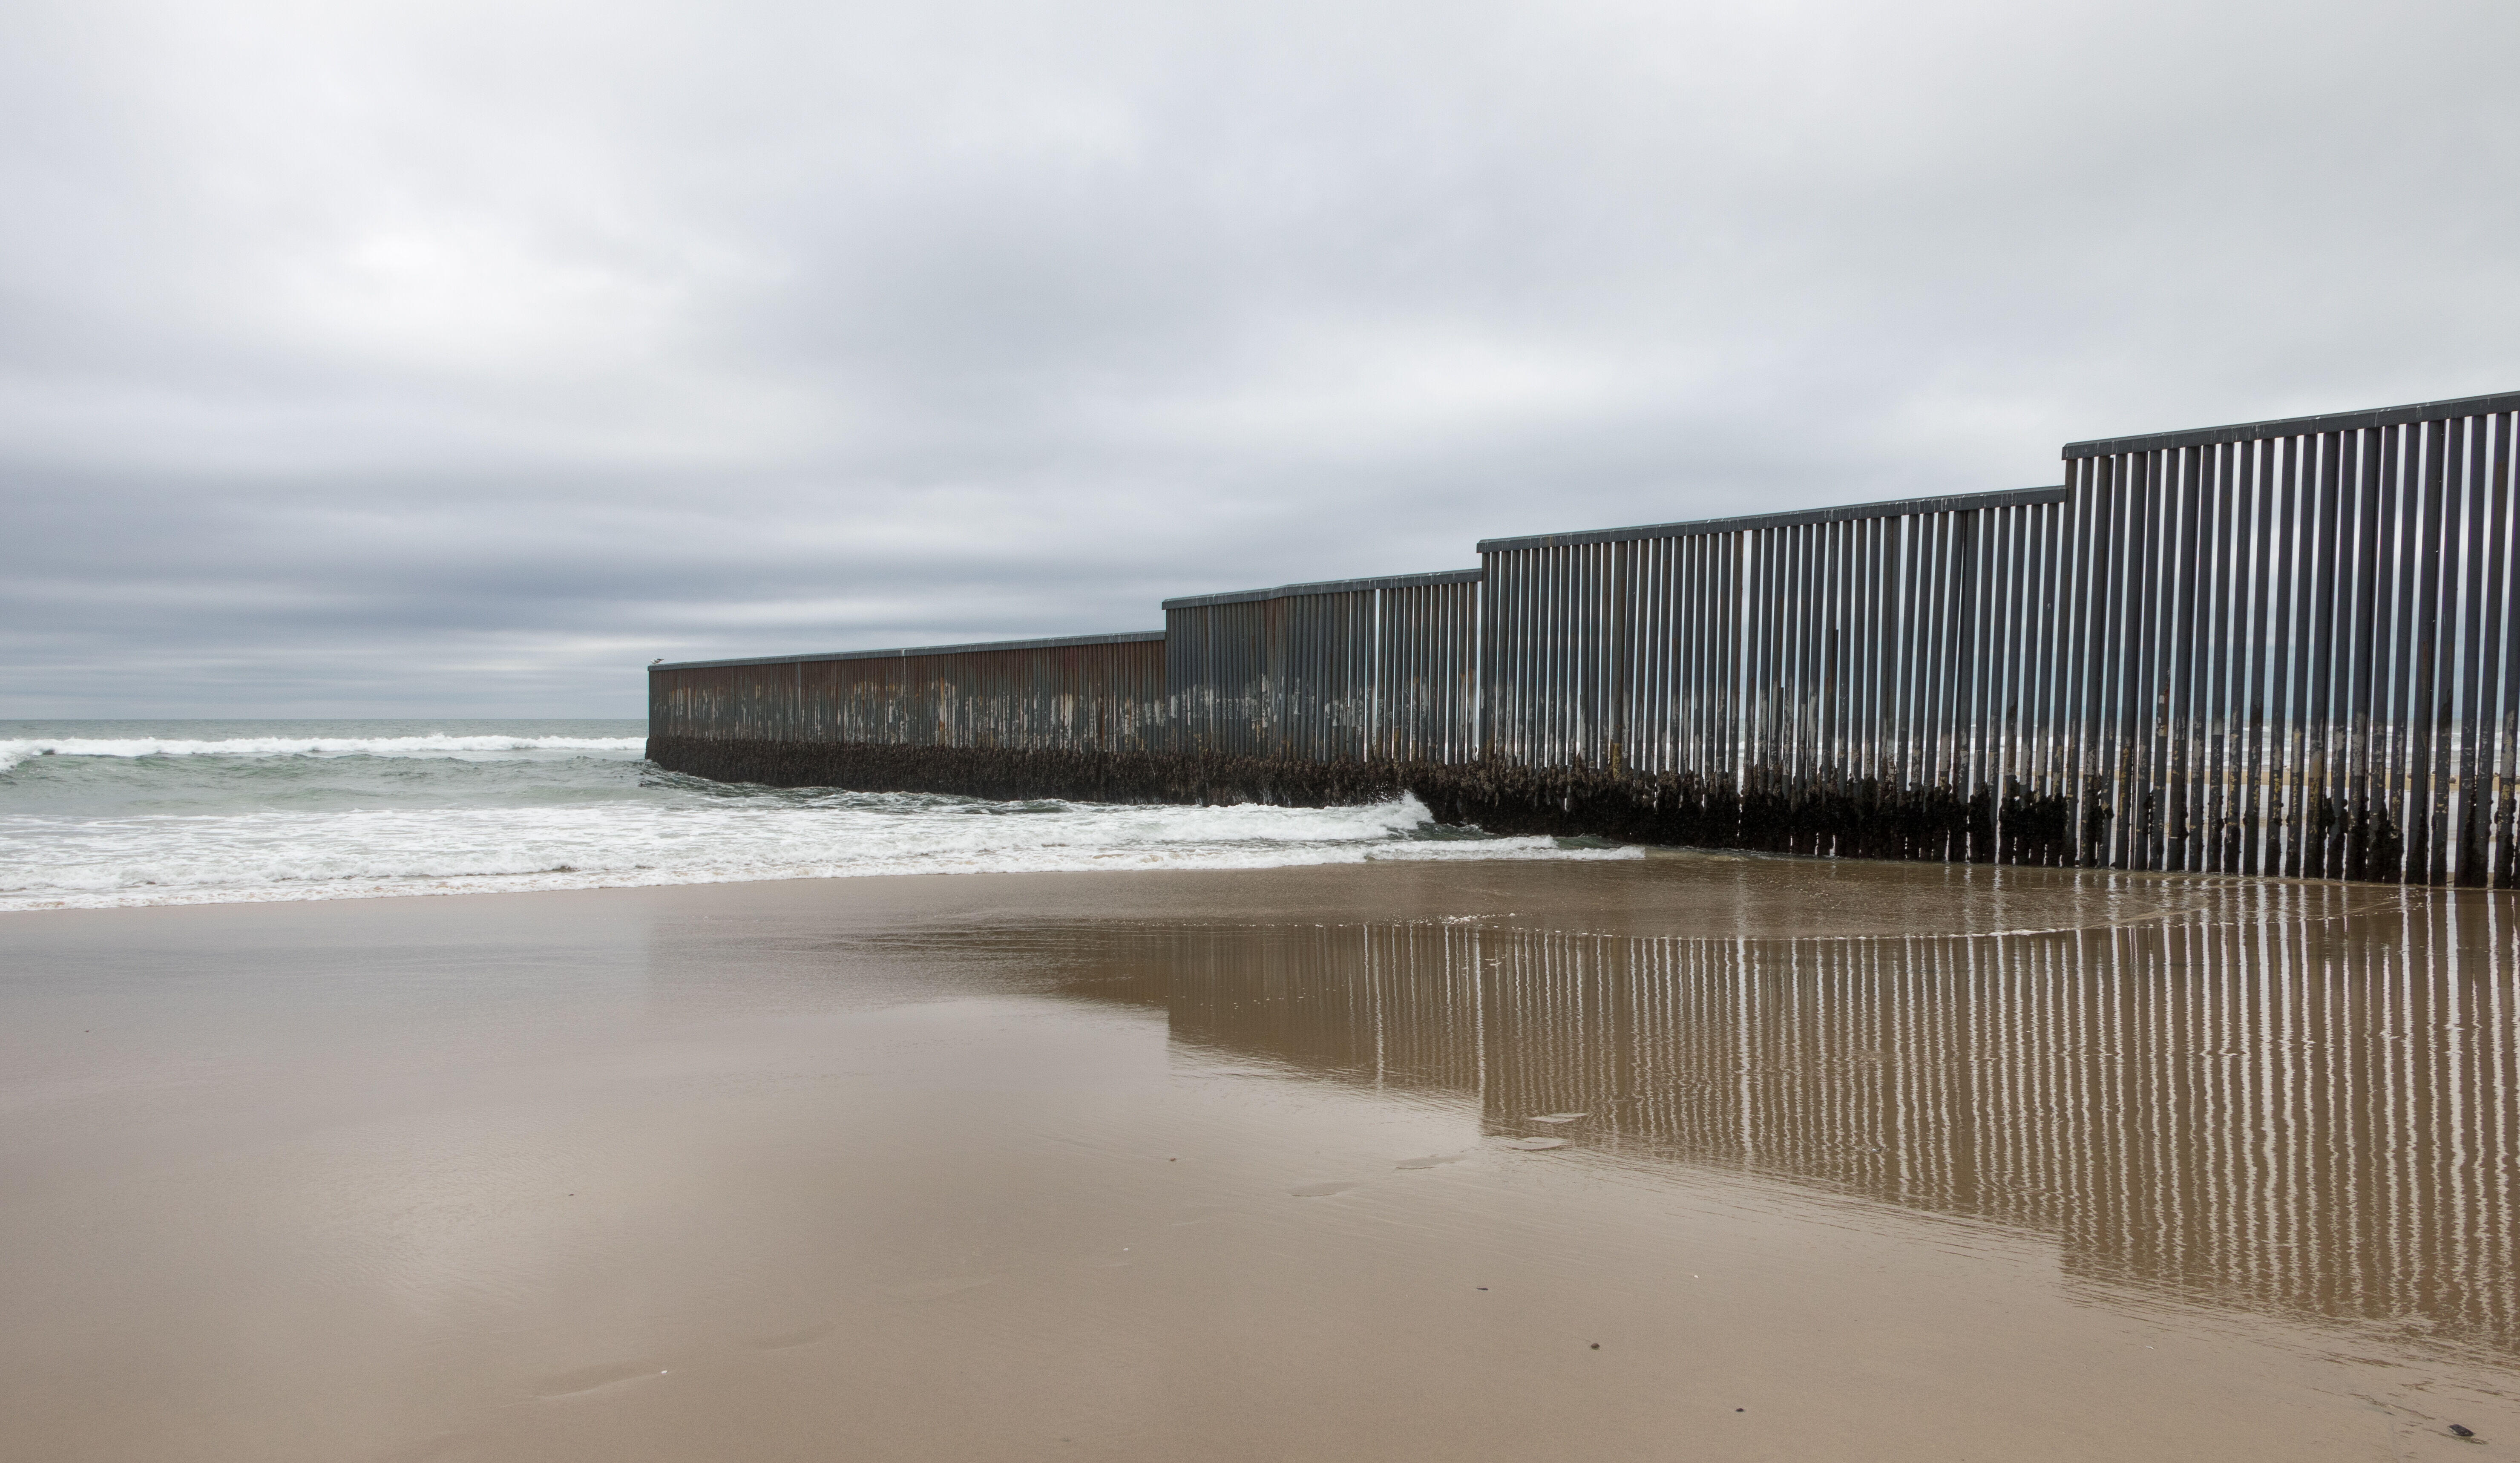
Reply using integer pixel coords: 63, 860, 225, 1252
2065, 388, 2520, 458
650, 630, 1165, 673
1163, 567, 1483, 611
1477, 486, 2068, 553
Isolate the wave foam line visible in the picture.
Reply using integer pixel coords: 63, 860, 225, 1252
0, 792, 1643, 912
0, 735, 649, 772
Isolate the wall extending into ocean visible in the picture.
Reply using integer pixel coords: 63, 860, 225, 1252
651, 388, 2520, 886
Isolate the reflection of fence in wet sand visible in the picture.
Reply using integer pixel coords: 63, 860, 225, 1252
1143, 891, 2519, 1357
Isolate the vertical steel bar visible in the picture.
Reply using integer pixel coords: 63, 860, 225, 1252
2455, 414, 2494, 884
2239, 437, 2278, 875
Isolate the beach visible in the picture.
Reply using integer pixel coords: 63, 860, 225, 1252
5, 855, 2516, 1461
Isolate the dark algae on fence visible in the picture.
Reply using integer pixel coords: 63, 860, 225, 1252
652, 389, 2520, 887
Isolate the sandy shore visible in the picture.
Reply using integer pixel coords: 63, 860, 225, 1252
4, 857, 2515, 1461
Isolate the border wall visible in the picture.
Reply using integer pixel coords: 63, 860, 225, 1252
647, 632, 1169, 801
650, 388, 2520, 887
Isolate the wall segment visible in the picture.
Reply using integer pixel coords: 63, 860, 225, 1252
650, 389, 2520, 886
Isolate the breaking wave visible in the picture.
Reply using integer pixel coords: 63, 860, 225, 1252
0, 719, 1631, 912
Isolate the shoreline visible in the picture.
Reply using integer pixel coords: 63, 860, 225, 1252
1, 849, 2438, 943
3, 834, 2454, 930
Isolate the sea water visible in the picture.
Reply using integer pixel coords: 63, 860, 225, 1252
0, 720, 1631, 911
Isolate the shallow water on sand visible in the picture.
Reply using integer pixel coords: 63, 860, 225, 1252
3, 857, 2515, 1461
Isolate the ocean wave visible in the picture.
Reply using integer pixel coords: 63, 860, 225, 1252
0, 734, 648, 772
0, 791, 1637, 912
0, 725, 1639, 911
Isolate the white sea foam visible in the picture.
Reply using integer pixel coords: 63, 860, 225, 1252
0, 734, 647, 772
0, 720, 1635, 911
0, 788, 1634, 912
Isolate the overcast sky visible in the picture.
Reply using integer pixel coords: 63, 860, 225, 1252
6, 0, 2517, 717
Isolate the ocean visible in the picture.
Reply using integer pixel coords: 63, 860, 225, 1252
0, 719, 1632, 911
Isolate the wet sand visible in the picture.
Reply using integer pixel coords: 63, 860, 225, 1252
4, 856, 2517, 1461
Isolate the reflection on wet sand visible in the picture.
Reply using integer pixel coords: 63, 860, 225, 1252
1010, 879, 2519, 1361
11, 864, 2520, 1460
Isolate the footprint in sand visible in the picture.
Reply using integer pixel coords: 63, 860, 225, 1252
1289, 1181, 1361, 1198
749, 1321, 838, 1351
1498, 1137, 1570, 1150
1395, 1152, 1471, 1170
534, 1360, 669, 1400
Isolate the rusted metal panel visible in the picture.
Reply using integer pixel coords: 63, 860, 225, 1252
1469, 488, 2073, 860
1160, 569, 1484, 764
649, 633, 1167, 755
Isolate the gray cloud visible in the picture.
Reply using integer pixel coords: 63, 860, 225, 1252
6, 0, 2517, 714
